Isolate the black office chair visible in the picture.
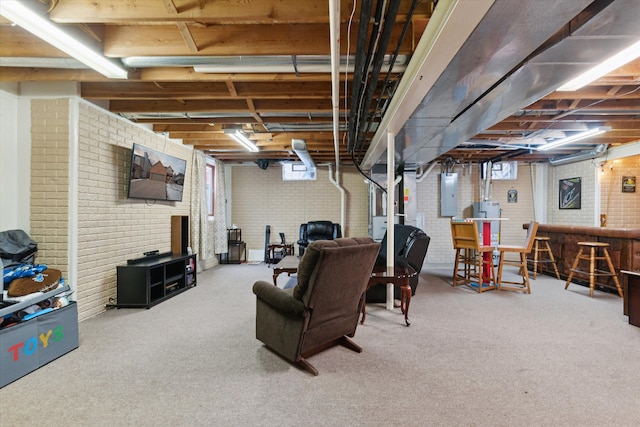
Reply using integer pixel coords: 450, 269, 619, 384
265, 225, 289, 265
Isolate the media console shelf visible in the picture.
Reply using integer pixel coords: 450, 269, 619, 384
116, 252, 197, 308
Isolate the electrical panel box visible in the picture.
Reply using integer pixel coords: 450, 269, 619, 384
440, 173, 458, 216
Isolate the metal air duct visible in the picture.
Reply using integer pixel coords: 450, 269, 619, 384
548, 144, 607, 166
292, 139, 316, 171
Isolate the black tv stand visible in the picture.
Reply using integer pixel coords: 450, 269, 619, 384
117, 253, 197, 308
127, 251, 172, 265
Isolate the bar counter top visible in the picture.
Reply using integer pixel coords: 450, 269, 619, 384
522, 224, 640, 314
526, 224, 640, 239
523, 223, 640, 293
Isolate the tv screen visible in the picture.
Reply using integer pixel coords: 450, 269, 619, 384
127, 143, 187, 202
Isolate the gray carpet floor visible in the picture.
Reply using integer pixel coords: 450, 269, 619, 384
1, 263, 639, 426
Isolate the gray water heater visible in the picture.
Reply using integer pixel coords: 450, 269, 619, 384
473, 201, 501, 244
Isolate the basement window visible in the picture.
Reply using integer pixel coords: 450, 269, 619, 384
491, 161, 518, 180
282, 162, 316, 181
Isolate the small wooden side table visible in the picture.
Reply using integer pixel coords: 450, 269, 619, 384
361, 264, 416, 326
272, 255, 299, 286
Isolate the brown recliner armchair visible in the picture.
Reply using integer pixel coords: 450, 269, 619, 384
252, 237, 380, 375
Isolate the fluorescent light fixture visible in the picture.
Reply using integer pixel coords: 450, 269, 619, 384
557, 39, 640, 91
191, 55, 408, 74
537, 127, 611, 151
0, 0, 128, 79
224, 129, 259, 152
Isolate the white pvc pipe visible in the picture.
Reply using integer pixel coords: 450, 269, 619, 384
329, 0, 346, 231
483, 161, 492, 201
328, 163, 346, 230
416, 162, 437, 182
386, 131, 395, 310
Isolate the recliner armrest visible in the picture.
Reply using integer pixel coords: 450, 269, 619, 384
332, 223, 342, 239
252, 280, 306, 317
299, 223, 307, 243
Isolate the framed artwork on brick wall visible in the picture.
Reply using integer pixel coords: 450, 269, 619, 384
559, 177, 581, 209
622, 176, 636, 193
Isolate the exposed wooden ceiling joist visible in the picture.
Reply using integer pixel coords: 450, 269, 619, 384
1, 0, 638, 165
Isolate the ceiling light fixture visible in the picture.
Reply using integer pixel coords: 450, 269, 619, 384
0, 0, 129, 79
556, 39, 640, 91
537, 127, 611, 151
224, 129, 259, 152
189, 55, 408, 74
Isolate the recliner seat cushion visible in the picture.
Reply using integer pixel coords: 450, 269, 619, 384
293, 237, 372, 300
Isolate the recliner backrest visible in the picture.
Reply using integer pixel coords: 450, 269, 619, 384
306, 221, 335, 239
379, 224, 427, 257
292, 237, 380, 333
403, 231, 431, 272
369, 225, 430, 301
394, 225, 425, 257
299, 221, 341, 243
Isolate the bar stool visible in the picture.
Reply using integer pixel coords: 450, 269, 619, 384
527, 236, 561, 280
564, 241, 624, 298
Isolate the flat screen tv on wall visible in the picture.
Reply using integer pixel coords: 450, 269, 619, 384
127, 143, 187, 202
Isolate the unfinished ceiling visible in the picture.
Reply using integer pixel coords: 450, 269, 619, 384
0, 0, 639, 168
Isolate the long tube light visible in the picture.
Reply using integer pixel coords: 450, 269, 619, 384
557, 39, 640, 91
537, 127, 611, 151
191, 55, 408, 74
224, 129, 259, 152
0, 0, 128, 79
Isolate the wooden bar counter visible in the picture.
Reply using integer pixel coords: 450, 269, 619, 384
524, 224, 640, 292
622, 271, 640, 326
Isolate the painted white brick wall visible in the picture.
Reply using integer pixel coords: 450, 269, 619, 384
418, 164, 537, 266
600, 156, 640, 228
230, 165, 369, 254
30, 99, 70, 280
548, 160, 598, 226
31, 99, 192, 321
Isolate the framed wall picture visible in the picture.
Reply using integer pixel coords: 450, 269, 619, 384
559, 177, 581, 209
622, 176, 636, 193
